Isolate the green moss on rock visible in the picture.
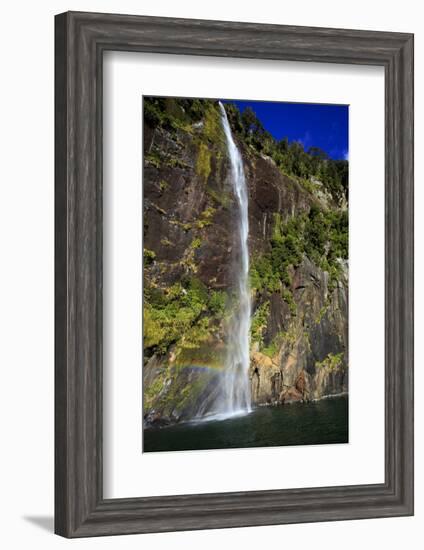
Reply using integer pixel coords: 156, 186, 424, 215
315, 352, 344, 372
196, 142, 211, 182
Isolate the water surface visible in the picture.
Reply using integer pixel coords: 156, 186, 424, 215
144, 395, 348, 452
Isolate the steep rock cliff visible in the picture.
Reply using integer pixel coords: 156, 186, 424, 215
143, 98, 348, 426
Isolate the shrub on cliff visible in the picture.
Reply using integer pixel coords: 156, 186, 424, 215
250, 207, 348, 295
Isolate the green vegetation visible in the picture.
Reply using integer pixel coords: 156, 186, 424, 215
315, 352, 344, 372
169, 207, 217, 234
196, 142, 211, 181
262, 339, 279, 359
143, 248, 156, 266
145, 150, 161, 168
144, 371, 167, 409
203, 104, 224, 144
251, 301, 270, 346
315, 302, 329, 324
250, 255, 280, 293
144, 97, 225, 184
261, 326, 298, 358
282, 288, 297, 316
197, 206, 216, 227
144, 363, 215, 416
144, 96, 220, 135
250, 205, 348, 295
144, 96, 347, 204
143, 278, 228, 356
145, 149, 189, 170
169, 219, 193, 232
206, 186, 231, 208
144, 97, 197, 133
225, 103, 348, 205
208, 290, 226, 316
191, 237, 202, 249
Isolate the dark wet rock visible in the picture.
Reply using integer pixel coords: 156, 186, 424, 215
280, 386, 304, 404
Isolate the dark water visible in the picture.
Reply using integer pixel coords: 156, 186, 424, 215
144, 395, 348, 452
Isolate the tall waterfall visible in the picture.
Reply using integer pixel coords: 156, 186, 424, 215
218, 102, 252, 416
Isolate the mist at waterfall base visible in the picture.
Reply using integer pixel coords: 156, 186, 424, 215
144, 395, 348, 452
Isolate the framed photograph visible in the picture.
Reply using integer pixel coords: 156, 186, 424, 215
55, 11, 414, 537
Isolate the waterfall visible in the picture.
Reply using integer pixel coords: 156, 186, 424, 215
218, 102, 252, 416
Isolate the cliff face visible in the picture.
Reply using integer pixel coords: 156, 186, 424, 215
143, 98, 348, 426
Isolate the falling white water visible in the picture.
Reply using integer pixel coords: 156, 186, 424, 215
218, 101, 252, 416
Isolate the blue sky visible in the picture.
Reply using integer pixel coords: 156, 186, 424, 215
222, 99, 349, 161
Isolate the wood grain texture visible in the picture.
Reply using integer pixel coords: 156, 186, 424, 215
54, 11, 414, 538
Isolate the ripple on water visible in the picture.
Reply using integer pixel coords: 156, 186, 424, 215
143, 395, 348, 453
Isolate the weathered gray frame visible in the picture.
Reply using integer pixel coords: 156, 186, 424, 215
55, 11, 414, 538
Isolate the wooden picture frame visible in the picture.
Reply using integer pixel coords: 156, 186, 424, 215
55, 11, 414, 537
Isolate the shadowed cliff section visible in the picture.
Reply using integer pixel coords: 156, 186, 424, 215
142, 97, 348, 427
